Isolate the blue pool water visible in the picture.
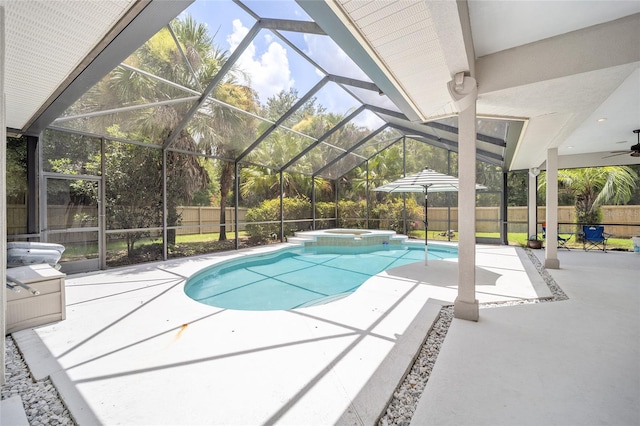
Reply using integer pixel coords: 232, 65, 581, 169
184, 244, 458, 311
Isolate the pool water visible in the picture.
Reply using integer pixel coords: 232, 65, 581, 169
184, 244, 457, 311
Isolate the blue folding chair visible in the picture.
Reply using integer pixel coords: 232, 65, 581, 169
580, 225, 612, 252
542, 222, 573, 250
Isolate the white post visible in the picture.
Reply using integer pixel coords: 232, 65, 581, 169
424, 192, 428, 265
545, 148, 560, 269
528, 168, 539, 239
449, 73, 479, 321
1, 5, 7, 385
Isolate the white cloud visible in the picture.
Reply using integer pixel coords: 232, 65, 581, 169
303, 33, 369, 82
226, 20, 294, 104
227, 19, 248, 53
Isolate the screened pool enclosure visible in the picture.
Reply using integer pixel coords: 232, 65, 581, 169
6, 0, 523, 273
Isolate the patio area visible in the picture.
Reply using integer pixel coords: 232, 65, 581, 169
412, 248, 640, 425
2, 2, 639, 425
7, 242, 551, 425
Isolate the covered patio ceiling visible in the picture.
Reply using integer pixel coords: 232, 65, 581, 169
302, 0, 640, 170
2, 0, 639, 175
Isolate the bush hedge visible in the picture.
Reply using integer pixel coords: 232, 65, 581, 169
245, 196, 423, 241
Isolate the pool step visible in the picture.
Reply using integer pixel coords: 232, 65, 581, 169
289, 229, 410, 247
286, 236, 310, 245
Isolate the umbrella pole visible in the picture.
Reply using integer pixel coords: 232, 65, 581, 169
424, 189, 428, 265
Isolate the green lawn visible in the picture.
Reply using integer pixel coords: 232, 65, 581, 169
176, 232, 249, 244
105, 231, 249, 250
412, 230, 635, 251
65, 229, 634, 264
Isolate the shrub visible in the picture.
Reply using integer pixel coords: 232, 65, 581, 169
315, 202, 337, 229
372, 197, 422, 234
245, 199, 282, 242
337, 200, 366, 228
246, 197, 313, 242
246, 196, 423, 241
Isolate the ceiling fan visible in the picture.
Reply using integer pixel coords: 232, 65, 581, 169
605, 129, 640, 158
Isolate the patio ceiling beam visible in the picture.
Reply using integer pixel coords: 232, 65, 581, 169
270, 29, 327, 77
356, 133, 501, 168
364, 104, 409, 120
53, 97, 200, 122
236, 76, 330, 163
237, 158, 283, 174
162, 21, 261, 150
327, 75, 380, 92
366, 105, 507, 151
118, 63, 201, 95
313, 124, 388, 177
260, 18, 325, 35
475, 153, 504, 167
362, 136, 404, 164
47, 125, 164, 148
390, 123, 504, 164
425, 121, 506, 147
390, 123, 457, 150
167, 22, 202, 91
280, 104, 366, 171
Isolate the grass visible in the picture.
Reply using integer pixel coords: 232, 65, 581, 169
103, 231, 250, 251
412, 230, 635, 251
103, 231, 256, 266
176, 232, 249, 243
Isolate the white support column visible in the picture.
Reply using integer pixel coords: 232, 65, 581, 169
449, 73, 479, 321
1, 5, 7, 385
545, 148, 560, 269
528, 168, 539, 238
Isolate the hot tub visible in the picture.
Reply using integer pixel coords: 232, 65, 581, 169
288, 228, 408, 247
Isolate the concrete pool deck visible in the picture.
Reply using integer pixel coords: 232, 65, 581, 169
9, 243, 636, 424
411, 247, 640, 426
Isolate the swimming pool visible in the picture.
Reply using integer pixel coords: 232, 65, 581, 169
184, 243, 458, 311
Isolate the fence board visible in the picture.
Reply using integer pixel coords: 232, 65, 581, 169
7, 205, 640, 238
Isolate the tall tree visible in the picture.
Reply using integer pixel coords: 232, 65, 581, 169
539, 166, 638, 225
208, 83, 259, 240
104, 141, 163, 257
98, 15, 257, 243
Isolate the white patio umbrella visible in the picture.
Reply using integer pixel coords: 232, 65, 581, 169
374, 168, 486, 265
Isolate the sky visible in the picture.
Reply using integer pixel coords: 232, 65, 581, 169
181, 0, 387, 129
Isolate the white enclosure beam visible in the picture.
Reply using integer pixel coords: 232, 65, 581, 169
528, 168, 540, 239
545, 148, 560, 269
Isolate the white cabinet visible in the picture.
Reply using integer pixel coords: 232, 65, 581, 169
6, 264, 66, 334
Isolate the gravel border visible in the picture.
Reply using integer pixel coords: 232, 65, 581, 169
2, 336, 75, 426
379, 305, 454, 426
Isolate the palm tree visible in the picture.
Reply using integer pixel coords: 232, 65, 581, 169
239, 98, 343, 205
98, 15, 257, 243
206, 82, 259, 240
108, 20, 221, 244
539, 166, 638, 228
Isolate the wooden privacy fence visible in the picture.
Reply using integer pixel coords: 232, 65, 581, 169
507, 206, 640, 237
391, 205, 640, 237
7, 204, 640, 238
176, 207, 248, 235
7, 205, 248, 237
7, 205, 27, 235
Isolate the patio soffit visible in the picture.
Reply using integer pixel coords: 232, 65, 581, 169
298, 0, 640, 171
